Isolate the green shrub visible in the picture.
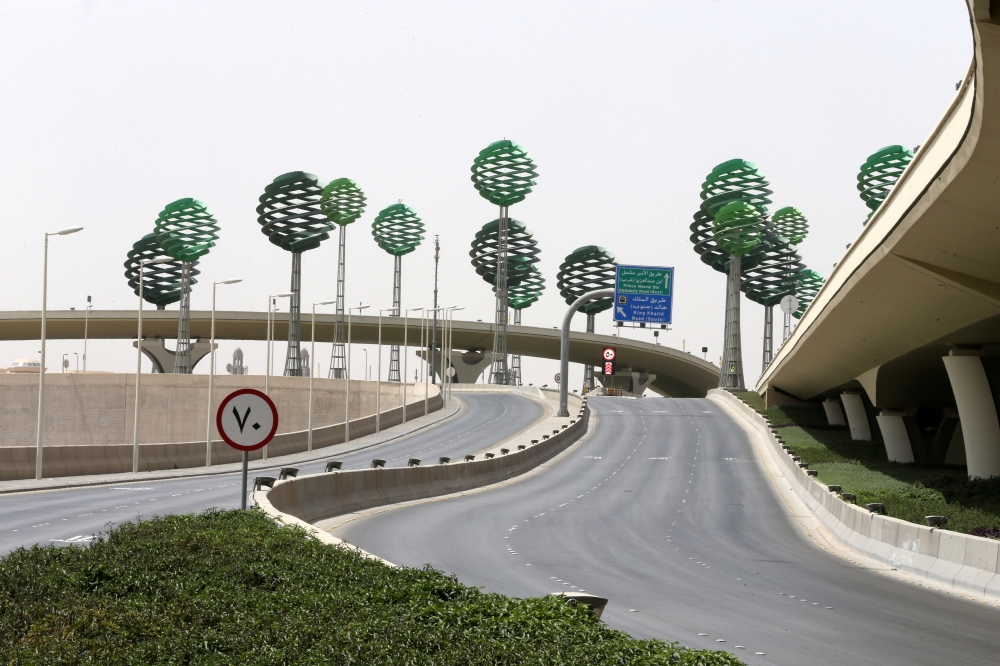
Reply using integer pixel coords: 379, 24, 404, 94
0, 510, 743, 665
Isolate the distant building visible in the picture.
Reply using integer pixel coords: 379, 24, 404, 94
4, 358, 42, 374
226, 348, 248, 375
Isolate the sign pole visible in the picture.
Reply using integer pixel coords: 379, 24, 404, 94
241, 450, 249, 510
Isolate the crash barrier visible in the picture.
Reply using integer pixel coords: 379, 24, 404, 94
712, 388, 1000, 600
257, 391, 587, 527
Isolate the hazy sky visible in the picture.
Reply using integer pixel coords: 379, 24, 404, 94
0, 1, 973, 390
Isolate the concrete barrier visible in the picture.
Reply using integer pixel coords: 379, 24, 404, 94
0, 383, 441, 480
711, 388, 1000, 600
255, 390, 586, 532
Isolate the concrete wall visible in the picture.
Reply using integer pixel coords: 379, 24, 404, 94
0, 374, 439, 480
258, 389, 586, 526
0, 373, 427, 446
713, 389, 1000, 600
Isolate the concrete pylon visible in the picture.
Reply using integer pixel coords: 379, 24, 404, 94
943, 350, 1000, 479
875, 410, 915, 463
822, 398, 846, 426
840, 391, 872, 441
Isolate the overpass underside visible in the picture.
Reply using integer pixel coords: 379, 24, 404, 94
758, 1, 1000, 479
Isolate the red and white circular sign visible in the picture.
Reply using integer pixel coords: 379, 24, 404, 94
602, 347, 617, 361
216, 389, 279, 452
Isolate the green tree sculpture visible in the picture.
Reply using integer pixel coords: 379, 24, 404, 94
154, 198, 219, 374
372, 203, 425, 382
257, 171, 333, 377
857, 145, 914, 221
557, 245, 616, 392
504, 265, 545, 386
741, 232, 804, 371
471, 139, 539, 385
320, 178, 367, 379
469, 218, 540, 287
771, 207, 809, 246
712, 201, 765, 389
124, 233, 200, 309
793, 269, 825, 319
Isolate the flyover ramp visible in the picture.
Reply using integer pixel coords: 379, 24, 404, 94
758, 2, 997, 408
332, 397, 1000, 665
0, 391, 543, 555
0, 310, 719, 398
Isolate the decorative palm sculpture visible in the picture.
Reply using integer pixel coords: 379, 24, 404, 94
712, 201, 765, 389
470, 139, 538, 384
857, 145, 914, 221
792, 269, 825, 319
320, 178, 367, 379
124, 232, 201, 310
257, 171, 333, 377
557, 246, 616, 392
372, 203, 425, 382
470, 219, 542, 386
505, 265, 545, 385
154, 198, 219, 373
469, 218, 540, 287
770, 206, 810, 345
741, 231, 804, 371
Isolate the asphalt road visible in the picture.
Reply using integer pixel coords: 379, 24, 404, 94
0, 392, 542, 556
336, 396, 1000, 666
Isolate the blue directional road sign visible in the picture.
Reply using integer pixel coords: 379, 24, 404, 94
613, 265, 673, 325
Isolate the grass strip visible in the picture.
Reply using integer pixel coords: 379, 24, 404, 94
732, 391, 1000, 537
0, 510, 743, 665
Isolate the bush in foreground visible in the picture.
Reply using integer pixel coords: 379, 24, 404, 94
0, 510, 743, 665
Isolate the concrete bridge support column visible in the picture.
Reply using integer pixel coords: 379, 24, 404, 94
823, 398, 846, 426
875, 410, 916, 463
840, 391, 872, 441
943, 350, 1000, 479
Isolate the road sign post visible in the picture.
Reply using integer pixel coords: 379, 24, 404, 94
216, 389, 279, 510
613, 265, 674, 326
601, 347, 616, 378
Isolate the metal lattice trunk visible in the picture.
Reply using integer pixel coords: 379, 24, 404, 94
584, 313, 595, 391
285, 252, 303, 377
720, 254, 744, 388
389, 255, 402, 382
511, 308, 522, 385
329, 224, 347, 378
762, 304, 773, 369
490, 206, 510, 384
173, 261, 193, 374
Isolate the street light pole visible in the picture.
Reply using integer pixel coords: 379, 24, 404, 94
403, 307, 423, 423
83, 295, 91, 373
344, 304, 369, 445
308, 299, 336, 452
422, 310, 429, 415
206, 279, 242, 467
263, 292, 293, 460
36, 226, 83, 480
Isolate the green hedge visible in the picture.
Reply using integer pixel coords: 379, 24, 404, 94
0, 510, 743, 665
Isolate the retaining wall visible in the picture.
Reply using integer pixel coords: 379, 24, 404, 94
258, 390, 586, 527
712, 388, 1000, 599
0, 381, 440, 480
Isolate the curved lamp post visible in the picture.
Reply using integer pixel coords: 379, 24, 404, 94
858, 145, 914, 222
320, 179, 367, 379
257, 171, 333, 377
131, 255, 173, 473
712, 201, 766, 389
154, 198, 219, 374
556, 245, 616, 392
470, 140, 538, 384
205, 278, 242, 467
35, 226, 84, 480
372, 202, 425, 383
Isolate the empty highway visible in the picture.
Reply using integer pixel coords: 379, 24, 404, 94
0, 392, 542, 556
335, 396, 1000, 666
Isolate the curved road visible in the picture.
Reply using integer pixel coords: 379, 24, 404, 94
336, 397, 1000, 665
0, 392, 542, 556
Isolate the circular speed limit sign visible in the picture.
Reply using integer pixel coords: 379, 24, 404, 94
602, 347, 617, 361
216, 389, 279, 452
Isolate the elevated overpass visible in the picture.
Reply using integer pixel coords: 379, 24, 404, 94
0, 309, 719, 398
758, 1, 1000, 477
